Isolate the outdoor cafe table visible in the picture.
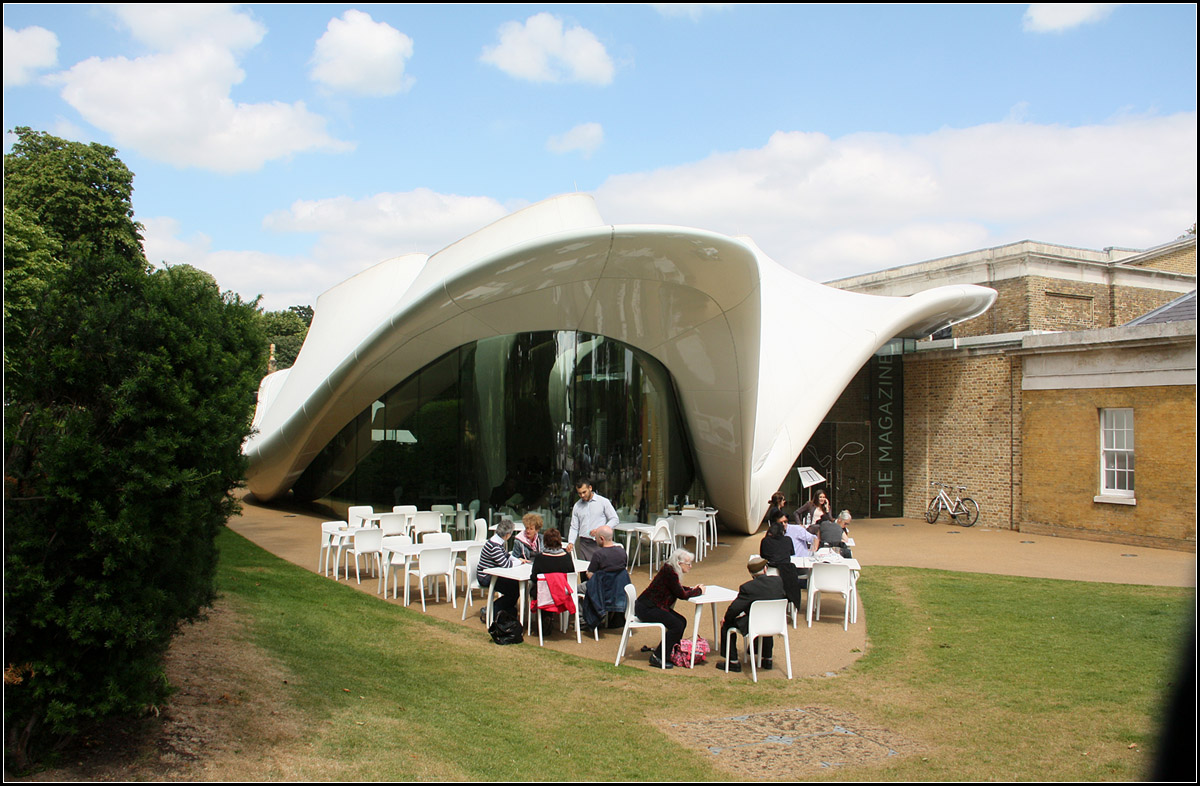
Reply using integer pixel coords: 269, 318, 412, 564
685, 584, 738, 667
612, 521, 655, 567
792, 555, 862, 572
481, 558, 590, 628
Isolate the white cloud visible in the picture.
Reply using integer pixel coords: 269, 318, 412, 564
4, 25, 59, 88
109, 3, 265, 51
593, 114, 1197, 280
481, 12, 614, 85
1023, 4, 1120, 33
264, 189, 510, 267
53, 6, 350, 173
146, 190, 506, 309
547, 122, 604, 157
143, 215, 341, 311
310, 9, 415, 96
150, 114, 1196, 310
650, 4, 733, 22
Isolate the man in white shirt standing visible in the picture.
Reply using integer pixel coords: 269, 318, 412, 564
567, 478, 618, 561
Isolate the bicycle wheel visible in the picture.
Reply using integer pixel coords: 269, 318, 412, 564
955, 498, 980, 527
925, 498, 940, 524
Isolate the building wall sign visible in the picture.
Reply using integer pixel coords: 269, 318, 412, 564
870, 353, 904, 516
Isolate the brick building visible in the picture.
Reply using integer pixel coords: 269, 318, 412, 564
808, 235, 1197, 551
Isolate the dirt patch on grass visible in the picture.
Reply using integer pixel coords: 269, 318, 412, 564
15, 601, 315, 782
661, 707, 926, 778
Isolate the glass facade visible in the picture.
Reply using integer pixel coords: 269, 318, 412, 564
293, 331, 704, 526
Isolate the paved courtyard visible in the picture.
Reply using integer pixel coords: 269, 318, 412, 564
227, 492, 1194, 680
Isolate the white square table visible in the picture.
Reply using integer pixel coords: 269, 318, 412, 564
685, 584, 738, 667
481, 558, 590, 628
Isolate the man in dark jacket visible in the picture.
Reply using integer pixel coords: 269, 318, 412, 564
716, 555, 786, 672
582, 525, 629, 630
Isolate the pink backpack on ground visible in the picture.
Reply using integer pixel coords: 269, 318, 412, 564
671, 637, 710, 667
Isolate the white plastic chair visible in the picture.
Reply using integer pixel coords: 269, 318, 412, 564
568, 572, 596, 641
614, 583, 668, 669
528, 574, 582, 646
334, 506, 374, 577
408, 534, 455, 611
412, 510, 444, 541
343, 526, 383, 589
702, 507, 719, 552
725, 598, 793, 682
457, 543, 486, 620
377, 511, 408, 537
382, 534, 413, 599
471, 517, 488, 542
807, 562, 853, 631
318, 520, 346, 575
392, 504, 417, 533
673, 513, 705, 560
648, 519, 673, 576
431, 503, 456, 532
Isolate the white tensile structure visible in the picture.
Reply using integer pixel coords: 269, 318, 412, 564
245, 194, 995, 534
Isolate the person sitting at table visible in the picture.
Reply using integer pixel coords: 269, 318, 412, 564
784, 510, 816, 559
477, 519, 527, 617
582, 525, 630, 631
792, 488, 830, 534
530, 528, 574, 579
762, 492, 787, 527
529, 528, 576, 629
716, 555, 787, 672
634, 548, 705, 669
759, 513, 805, 607
584, 525, 627, 577
814, 509, 852, 559
511, 512, 544, 561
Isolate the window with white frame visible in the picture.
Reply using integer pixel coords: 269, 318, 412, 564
1100, 408, 1135, 497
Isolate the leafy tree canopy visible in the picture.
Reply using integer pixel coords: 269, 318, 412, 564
4, 126, 144, 264
3, 130, 265, 769
261, 305, 312, 370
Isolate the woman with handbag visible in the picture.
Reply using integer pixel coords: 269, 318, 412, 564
634, 548, 704, 669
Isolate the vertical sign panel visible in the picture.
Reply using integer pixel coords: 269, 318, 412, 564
870, 353, 903, 516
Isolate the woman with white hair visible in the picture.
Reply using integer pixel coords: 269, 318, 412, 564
478, 519, 526, 616
634, 548, 705, 669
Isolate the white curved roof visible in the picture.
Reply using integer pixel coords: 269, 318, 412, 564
245, 194, 995, 533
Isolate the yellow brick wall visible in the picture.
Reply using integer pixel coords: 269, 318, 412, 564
903, 352, 1021, 528
954, 274, 1191, 338
1124, 244, 1197, 275
955, 278, 1029, 337
1113, 287, 1186, 326
1022, 385, 1196, 550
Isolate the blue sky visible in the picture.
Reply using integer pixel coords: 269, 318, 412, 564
4, 3, 1196, 310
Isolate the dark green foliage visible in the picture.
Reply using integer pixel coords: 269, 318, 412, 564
3, 127, 143, 261
261, 306, 311, 369
287, 303, 314, 327
3, 129, 265, 767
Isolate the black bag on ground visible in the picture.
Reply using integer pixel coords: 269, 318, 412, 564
488, 609, 524, 645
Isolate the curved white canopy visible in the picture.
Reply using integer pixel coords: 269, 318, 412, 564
245, 194, 995, 533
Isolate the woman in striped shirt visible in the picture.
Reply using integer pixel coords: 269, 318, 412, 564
478, 519, 527, 615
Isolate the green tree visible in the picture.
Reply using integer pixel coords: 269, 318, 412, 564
261, 305, 312, 370
3, 130, 265, 768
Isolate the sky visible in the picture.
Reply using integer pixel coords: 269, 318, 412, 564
4, 3, 1197, 311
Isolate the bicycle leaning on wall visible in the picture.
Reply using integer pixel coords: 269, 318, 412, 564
925, 482, 980, 526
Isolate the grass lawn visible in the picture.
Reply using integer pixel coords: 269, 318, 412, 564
214, 528, 1192, 781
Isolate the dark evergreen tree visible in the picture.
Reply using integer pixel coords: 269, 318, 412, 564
3, 128, 265, 768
